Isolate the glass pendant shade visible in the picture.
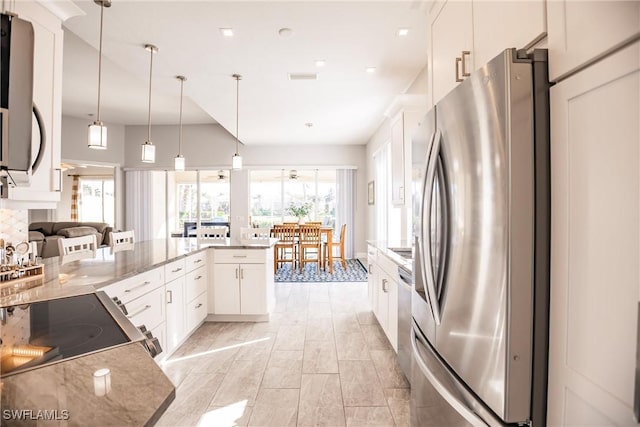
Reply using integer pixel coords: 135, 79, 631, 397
88, 121, 107, 149
232, 154, 242, 170
141, 143, 155, 163
174, 155, 185, 171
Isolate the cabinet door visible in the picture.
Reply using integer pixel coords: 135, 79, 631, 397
548, 0, 640, 81
239, 263, 267, 315
212, 264, 241, 314
186, 291, 207, 333
185, 265, 207, 303
376, 272, 390, 335
10, 2, 62, 204
388, 277, 398, 353
430, 0, 473, 104
165, 276, 185, 355
472, 0, 546, 69
547, 41, 639, 425
391, 114, 405, 206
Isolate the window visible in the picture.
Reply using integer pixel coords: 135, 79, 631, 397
79, 178, 114, 224
250, 169, 336, 228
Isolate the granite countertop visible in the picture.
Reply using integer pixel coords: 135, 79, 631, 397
0, 237, 278, 308
366, 240, 413, 272
0, 342, 175, 427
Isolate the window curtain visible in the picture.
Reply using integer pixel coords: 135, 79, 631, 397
70, 175, 79, 221
125, 170, 166, 241
336, 169, 356, 258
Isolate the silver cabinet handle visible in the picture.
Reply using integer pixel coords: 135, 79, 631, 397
193, 259, 203, 263
399, 186, 404, 200
455, 57, 463, 82
235, 268, 239, 279
233, 255, 247, 258
167, 290, 173, 304
382, 278, 389, 293
368, 264, 373, 273
461, 50, 471, 77
127, 304, 151, 318
240, 268, 244, 280
125, 281, 151, 293
195, 303, 203, 309
194, 275, 202, 280
171, 267, 183, 273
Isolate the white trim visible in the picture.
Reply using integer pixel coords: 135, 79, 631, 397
123, 164, 358, 172
36, 0, 85, 22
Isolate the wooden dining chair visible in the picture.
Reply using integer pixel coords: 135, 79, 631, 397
324, 223, 347, 270
272, 224, 297, 271
58, 235, 97, 265
298, 224, 322, 272
196, 226, 228, 243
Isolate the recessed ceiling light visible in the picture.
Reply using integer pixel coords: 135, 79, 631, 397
220, 28, 234, 37
315, 60, 326, 67
397, 28, 410, 37
366, 67, 376, 73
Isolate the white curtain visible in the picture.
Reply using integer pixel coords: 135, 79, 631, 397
336, 169, 356, 258
125, 170, 166, 241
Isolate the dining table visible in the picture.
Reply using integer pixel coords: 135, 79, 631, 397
271, 225, 335, 273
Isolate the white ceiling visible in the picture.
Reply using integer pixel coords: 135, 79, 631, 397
62, 1, 429, 146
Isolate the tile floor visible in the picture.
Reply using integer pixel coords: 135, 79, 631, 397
157, 282, 410, 427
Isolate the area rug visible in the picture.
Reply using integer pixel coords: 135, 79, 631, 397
275, 259, 368, 282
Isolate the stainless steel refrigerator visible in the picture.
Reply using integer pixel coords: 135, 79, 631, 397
410, 49, 550, 426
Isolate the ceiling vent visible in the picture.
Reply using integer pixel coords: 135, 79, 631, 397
288, 73, 318, 81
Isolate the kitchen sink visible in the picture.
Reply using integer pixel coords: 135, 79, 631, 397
388, 247, 413, 260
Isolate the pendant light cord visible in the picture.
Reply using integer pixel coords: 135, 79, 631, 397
178, 77, 184, 155
147, 48, 154, 142
96, 1, 104, 122
235, 74, 240, 155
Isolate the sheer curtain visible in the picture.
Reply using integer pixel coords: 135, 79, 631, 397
125, 170, 166, 241
336, 169, 356, 258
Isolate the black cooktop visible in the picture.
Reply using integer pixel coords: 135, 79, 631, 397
1, 293, 131, 376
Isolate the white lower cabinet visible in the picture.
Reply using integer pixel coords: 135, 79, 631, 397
164, 276, 185, 355
369, 248, 399, 352
211, 248, 274, 317
186, 291, 207, 333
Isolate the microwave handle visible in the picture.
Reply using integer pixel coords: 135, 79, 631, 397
31, 103, 46, 173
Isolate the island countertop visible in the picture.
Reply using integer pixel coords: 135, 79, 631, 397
0, 237, 277, 307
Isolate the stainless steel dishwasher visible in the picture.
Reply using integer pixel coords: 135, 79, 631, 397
397, 264, 412, 382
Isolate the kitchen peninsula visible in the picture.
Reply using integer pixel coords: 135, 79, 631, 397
0, 238, 277, 426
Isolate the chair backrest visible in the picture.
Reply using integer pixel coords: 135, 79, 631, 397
240, 227, 271, 244
305, 221, 322, 226
58, 235, 97, 264
272, 224, 297, 243
196, 226, 228, 242
110, 230, 135, 247
339, 223, 347, 242
299, 224, 321, 244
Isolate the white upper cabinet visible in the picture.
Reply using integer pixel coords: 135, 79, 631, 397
547, 0, 640, 81
429, 0, 547, 105
6, 1, 63, 207
472, 1, 547, 69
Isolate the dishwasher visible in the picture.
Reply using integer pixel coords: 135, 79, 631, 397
397, 264, 412, 383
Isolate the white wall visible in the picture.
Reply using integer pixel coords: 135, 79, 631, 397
124, 123, 368, 255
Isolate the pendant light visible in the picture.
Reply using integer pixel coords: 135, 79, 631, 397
174, 75, 186, 171
231, 74, 242, 170
141, 44, 158, 163
87, 0, 110, 150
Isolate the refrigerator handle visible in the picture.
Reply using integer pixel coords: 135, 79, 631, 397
411, 324, 493, 427
423, 129, 443, 324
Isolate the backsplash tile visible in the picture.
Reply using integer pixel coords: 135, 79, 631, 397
0, 209, 29, 246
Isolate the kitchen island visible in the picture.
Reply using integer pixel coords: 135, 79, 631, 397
0, 238, 277, 426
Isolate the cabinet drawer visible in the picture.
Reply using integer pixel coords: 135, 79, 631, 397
103, 267, 164, 304
186, 251, 207, 272
186, 291, 207, 333
165, 258, 186, 283
185, 265, 207, 303
214, 249, 265, 263
126, 285, 165, 331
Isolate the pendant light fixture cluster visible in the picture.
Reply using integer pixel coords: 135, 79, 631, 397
88, 0, 110, 150
231, 74, 242, 170
174, 75, 187, 171
141, 44, 158, 163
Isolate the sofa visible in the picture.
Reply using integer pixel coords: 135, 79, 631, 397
28, 222, 113, 258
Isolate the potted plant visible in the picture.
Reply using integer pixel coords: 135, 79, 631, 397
287, 202, 313, 223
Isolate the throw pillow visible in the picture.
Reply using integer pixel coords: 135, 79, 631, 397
57, 226, 98, 238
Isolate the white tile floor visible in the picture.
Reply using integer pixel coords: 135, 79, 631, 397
157, 282, 409, 427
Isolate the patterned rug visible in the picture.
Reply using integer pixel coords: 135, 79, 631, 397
274, 259, 368, 282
